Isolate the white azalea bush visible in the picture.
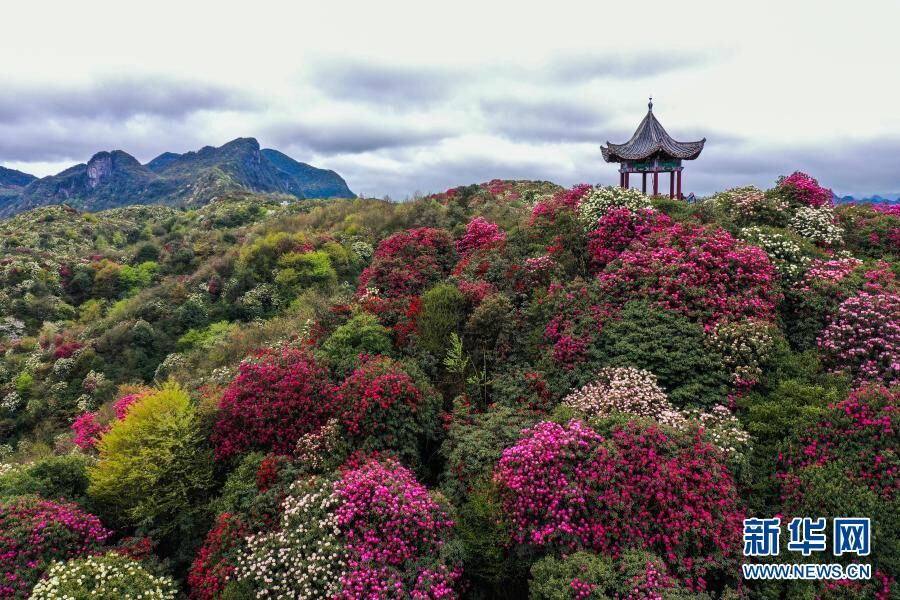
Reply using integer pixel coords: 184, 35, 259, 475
790, 206, 844, 246
577, 186, 651, 229
739, 226, 811, 281
30, 552, 177, 600
705, 319, 777, 388
236, 478, 347, 599
565, 366, 751, 459
563, 366, 685, 427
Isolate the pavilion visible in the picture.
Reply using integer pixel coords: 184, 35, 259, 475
601, 99, 705, 199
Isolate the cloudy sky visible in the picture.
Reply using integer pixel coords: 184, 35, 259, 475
2, 0, 899, 198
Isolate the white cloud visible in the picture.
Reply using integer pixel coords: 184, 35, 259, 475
2, 0, 900, 197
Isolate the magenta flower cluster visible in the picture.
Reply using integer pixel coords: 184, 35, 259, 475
456, 217, 505, 256
0, 497, 111, 598
333, 457, 459, 598
71, 388, 151, 450
598, 222, 779, 328
587, 207, 671, 273
777, 171, 834, 208
494, 419, 744, 591
780, 385, 898, 503
818, 290, 900, 385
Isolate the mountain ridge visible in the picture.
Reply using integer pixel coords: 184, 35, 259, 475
0, 138, 354, 218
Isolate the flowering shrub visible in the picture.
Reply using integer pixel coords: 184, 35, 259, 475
562, 366, 684, 427
456, 217, 506, 255
598, 222, 778, 327
333, 457, 460, 598
818, 290, 900, 385
577, 186, 651, 229
71, 411, 106, 450
682, 404, 752, 456
358, 228, 457, 299
776, 171, 834, 208
530, 184, 592, 224
777, 385, 898, 589
494, 419, 744, 590
213, 346, 335, 460
333, 356, 441, 463
0, 496, 111, 598
790, 206, 844, 246
31, 553, 177, 600
294, 418, 342, 472
705, 319, 777, 388
711, 186, 790, 226
836, 203, 900, 258
739, 226, 811, 281
70, 388, 152, 451
587, 207, 671, 273
238, 478, 347, 599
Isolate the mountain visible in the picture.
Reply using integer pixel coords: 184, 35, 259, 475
0, 138, 354, 218
833, 193, 900, 205
0, 166, 37, 206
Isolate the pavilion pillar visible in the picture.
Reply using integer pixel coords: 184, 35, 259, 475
677, 170, 682, 199
669, 171, 675, 198
642, 173, 647, 194
652, 171, 659, 196
624, 172, 630, 188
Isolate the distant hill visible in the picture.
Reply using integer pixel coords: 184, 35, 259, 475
0, 166, 37, 206
0, 138, 354, 218
833, 193, 900, 205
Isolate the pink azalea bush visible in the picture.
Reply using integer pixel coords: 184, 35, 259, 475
333, 457, 460, 598
586, 207, 671, 273
0, 496, 111, 598
776, 171, 834, 208
780, 385, 898, 503
71, 388, 152, 450
598, 222, 779, 328
817, 290, 900, 385
213, 346, 335, 460
456, 217, 505, 256
494, 419, 744, 591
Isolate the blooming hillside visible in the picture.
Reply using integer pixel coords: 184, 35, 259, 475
0, 174, 897, 599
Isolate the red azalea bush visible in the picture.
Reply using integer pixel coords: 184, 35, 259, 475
539, 280, 613, 373
776, 171, 834, 208
817, 289, 900, 385
333, 356, 441, 463
530, 184, 592, 224
358, 228, 457, 298
213, 346, 335, 460
188, 512, 249, 600
494, 419, 744, 591
333, 457, 460, 598
587, 207, 671, 273
780, 385, 898, 502
598, 222, 778, 328
451, 245, 521, 303
0, 497, 111, 598
457, 217, 505, 256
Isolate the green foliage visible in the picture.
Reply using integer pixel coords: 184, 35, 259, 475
417, 283, 466, 357
88, 383, 213, 542
0, 454, 91, 505
598, 301, 730, 408
318, 312, 394, 375
177, 321, 236, 352
118, 261, 158, 293
210, 452, 266, 517
275, 249, 337, 292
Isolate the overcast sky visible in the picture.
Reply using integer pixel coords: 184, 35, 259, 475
2, 0, 899, 199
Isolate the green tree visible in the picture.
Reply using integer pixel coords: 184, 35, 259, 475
88, 383, 213, 541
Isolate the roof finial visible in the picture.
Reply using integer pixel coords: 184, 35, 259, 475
648, 96, 653, 112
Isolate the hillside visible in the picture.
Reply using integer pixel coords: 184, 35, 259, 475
0, 166, 37, 205
0, 175, 897, 599
0, 138, 354, 218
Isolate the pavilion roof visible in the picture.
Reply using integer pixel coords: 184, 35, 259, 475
602, 104, 705, 162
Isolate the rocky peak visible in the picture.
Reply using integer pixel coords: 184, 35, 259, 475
86, 152, 114, 189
